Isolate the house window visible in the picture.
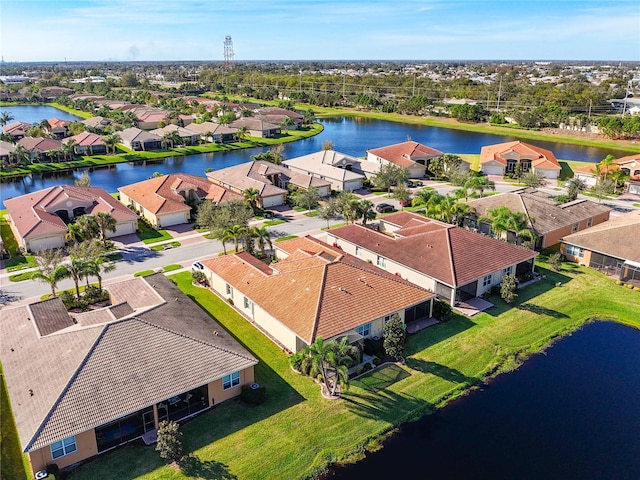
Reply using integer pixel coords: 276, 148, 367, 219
384, 314, 392, 323
572, 223, 579, 233
222, 371, 240, 390
566, 244, 585, 258
225, 283, 233, 296
377, 256, 386, 269
243, 296, 253, 313
587, 218, 593, 228
51, 436, 77, 459
356, 322, 371, 337
355, 246, 362, 257
482, 274, 492, 287
503, 266, 512, 276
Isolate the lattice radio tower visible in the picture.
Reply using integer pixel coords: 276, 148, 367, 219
223, 35, 234, 68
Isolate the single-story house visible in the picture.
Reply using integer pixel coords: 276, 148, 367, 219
479, 141, 561, 179
284, 150, 366, 192
186, 122, 237, 143
206, 160, 331, 208
574, 154, 640, 194
560, 209, 640, 286
150, 124, 200, 145
326, 212, 539, 306
118, 127, 162, 151
202, 235, 435, 353
132, 109, 168, 130
252, 106, 304, 125
2, 121, 33, 141
366, 141, 444, 178
38, 86, 74, 100
229, 118, 280, 138
4, 185, 139, 252
0, 273, 258, 474
119, 173, 241, 228
465, 188, 611, 250
17, 137, 63, 161
81, 116, 112, 130
64, 132, 107, 155
0, 139, 16, 164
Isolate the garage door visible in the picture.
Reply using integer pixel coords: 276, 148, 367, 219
111, 222, 137, 237
29, 235, 65, 252
262, 195, 283, 208
344, 179, 363, 192
158, 212, 188, 227
482, 165, 503, 176
629, 183, 640, 195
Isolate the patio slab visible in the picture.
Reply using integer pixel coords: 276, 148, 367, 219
454, 297, 494, 317
406, 317, 440, 334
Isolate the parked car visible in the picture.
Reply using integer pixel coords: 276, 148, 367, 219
192, 261, 204, 272
400, 198, 412, 207
404, 180, 415, 188
375, 203, 395, 213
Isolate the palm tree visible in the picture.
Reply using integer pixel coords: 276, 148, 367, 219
357, 199, 376, 227
599, 154, 616, 181
223, 225, 245, 253
307, 337, 333, 395
243, 188, 260, 212
412, 187, 435, 207
465, 176, 496, 198
59, 258, 87, 300
94, 212, 117, 247
426, 194, 453, 222
325, 337, 359, 396
252, 226, 272, 258
32, 266, 68, 298
235, 125, 250, 143
161, 131, 180, 149
84, 257, 116, 291
31, 248, 65, 298
0, 110, 14, 127
9, 144, 30, 167
480, 205, 513, 240
449, 201, 474, 227
342, 198, 361, 224
104, 133, 121, 154
280, 116, 295, 134
62, 139, 77, 161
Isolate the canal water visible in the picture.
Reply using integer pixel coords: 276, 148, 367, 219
324, 321, 640, 480
1, 106, 634, 208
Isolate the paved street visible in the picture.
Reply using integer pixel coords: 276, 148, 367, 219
1, 178, 638, 308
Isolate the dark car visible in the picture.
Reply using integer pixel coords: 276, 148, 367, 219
404, 180, 415, 188
376, 203, 395, 213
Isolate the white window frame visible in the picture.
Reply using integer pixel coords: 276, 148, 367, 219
384, 314, 392, 323
572, 223, 579, 233
482, 274, 492, 287
355, 246, 362, 257
503, 266, 512, 276
376, 256, 386, 269
225, 283, 233, 296
586, 218, 593, 228
243, 296, 253, 313
222, 371, 240, 390
566, 244, 585, 258
50, 436, 77, 460
356, 322, 371, 337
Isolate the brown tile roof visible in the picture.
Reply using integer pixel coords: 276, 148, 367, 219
65, 131, 105, 147
2, 121, 32, 135
18, 136, 62, 153
119, 174, 240, 215
118, 127, 161, 143
367, 141, 443, 167
229, 118, 280, 131
202, 237, 433, 343
561, 210, 640, 263
0, 274, 257, 453
480, 141, 560, 170
4, 185, 137, 242
330, 213, 538, 287
27, 298, 76, 336
467, 189, 611, 235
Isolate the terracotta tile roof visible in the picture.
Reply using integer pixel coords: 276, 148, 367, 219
47, 118, 70, 129
367, 141, 443, 167
65, 131, 105, 147
561, 210, 640, 263
2, 121, 32, 135
4, 185, 137, 242
480, 141, 560, 170
329, 213, 538, 287
119, 174, 240, 215
202, 237, 433, 343
0, 274, 257, 453
18, 136, 62, 152
467, 189, 611, 235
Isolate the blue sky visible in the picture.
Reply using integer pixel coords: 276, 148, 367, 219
1, 0, 639, 62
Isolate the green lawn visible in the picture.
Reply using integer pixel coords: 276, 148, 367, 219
9, 270, 40, 282
150, 241, 181, 251
136, 223, 173, 244
0, 365, 30, 480
162, 264, 183, 272
262, 218, 286, 227
0, 216, 36, 271
274, 235, 298, 242
65, 260, 639, 480
133, 270, 156, 277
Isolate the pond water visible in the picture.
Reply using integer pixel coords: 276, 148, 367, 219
1, 105, 85, 124
324, 321, 640, 480
1, 106, 634, 208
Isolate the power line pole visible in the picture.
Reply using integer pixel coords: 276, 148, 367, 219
496, 75, 503, 112
223, 35, 234, 69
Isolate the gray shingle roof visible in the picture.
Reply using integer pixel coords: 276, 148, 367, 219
28, 298, 75, 336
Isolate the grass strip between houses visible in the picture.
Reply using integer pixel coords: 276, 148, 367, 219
60, 259, 640, 480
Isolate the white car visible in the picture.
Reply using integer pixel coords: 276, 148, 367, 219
192, 261, 204, 272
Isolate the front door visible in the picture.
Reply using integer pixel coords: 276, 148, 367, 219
143, 410, 155, 433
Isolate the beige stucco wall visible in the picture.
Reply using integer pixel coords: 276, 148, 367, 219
560, 243, 593, 266
474, 263, 520, 296
542, 210, 610, 248
207, 366, 255, 406
28, 428, 98, 473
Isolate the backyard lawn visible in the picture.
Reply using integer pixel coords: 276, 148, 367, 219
60, 257, 640, 480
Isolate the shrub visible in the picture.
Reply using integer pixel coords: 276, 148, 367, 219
615, 280, 623, 285
192, 270, 206, 285
383, 313, 406, 360
634, 287, 640, 292
289, 351, 305, 371
625, 284, 634, 289
354, 366, 363, 375
46, 464, 61, 479
156, 420, 183, 464
433, 299, 452, 321
500, 274, 518, 304
316, 374, 323, 383
240, 384, 266, 405
549, 252, 563, 272
84, 285, 109, 304
362, 362, 372, 372
372, 356, 382, 366
554, 194, 569, 204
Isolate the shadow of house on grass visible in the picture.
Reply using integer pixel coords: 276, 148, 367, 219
341, 388, 434, 425
406, 315, 476, 353
405, 359, 481, 388
517, 302, 570, 319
